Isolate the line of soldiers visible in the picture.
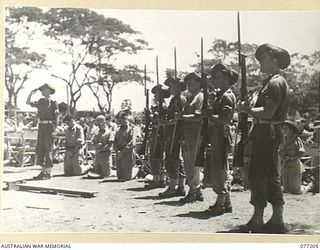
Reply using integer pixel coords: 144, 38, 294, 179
27, 43, 291, 234
144, 64, 237, 215
142, 43, 291, 233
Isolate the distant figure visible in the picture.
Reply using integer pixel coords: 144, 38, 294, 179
280, 120, 313, 194
114, 112, 136, 181
86, 117, 99, 146
26, 83, 59, 180
78, 117, 89, 139
63, 114, 92, 176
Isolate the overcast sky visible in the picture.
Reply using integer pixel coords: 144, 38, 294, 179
9, 9, 320, 113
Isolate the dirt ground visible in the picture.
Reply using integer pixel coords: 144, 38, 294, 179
1, 163, 320, 235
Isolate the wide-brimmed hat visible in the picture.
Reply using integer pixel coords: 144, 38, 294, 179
280, 120, 300, 134
163, 77, 187, 91
184, 73, 201, 84
255, 43, 290, 69
38, 83, 55, 94
211, 63, 239, 85
151, 85, 170, 98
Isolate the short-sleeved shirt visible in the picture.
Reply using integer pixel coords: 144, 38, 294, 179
183, 91, 203, 115
114, 124, 135, 151
30, 98, 59, 121
65, 123, 84, 148
255, 74, 289, 122
167, 95, 187, 120
210, 88, 236, 123
280, 135, 305, 158
92, 126, 115, 152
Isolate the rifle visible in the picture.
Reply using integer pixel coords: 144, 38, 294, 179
156, 56, 165, 120
174, 47, 182, 113
233, 12, 249, 168
195, 37, 209, 167
170, 47, 183, 154
139, 64, 150, 156
152, 56, 165, 155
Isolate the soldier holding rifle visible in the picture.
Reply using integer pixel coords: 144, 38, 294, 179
238, 43, 290, 233
145, 84, 170, 189
179, 73, 204, 203
204, 63, 238, 216
158, 77, 187, 198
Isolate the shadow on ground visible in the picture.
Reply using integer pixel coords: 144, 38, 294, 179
134, 195, 164, 200
175, 211, 218, 220
154, 200, 185, 207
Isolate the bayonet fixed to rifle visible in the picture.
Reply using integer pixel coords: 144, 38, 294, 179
139, 64, 150, 156
156, 56, 165, 119
195, 37, 209, 167
170, 47, 183, 154
152, 56, 165, 155
233, 12, 249, 168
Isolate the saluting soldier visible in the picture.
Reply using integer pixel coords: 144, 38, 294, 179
26, 83, 59, 180
158, 78, 187, 198
145, 85, 170, 188
238, 43, 290, 233
179, 73, 204, 203
204, 63, 238, 216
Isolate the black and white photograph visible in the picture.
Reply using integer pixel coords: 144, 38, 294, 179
1, 3, 320, 239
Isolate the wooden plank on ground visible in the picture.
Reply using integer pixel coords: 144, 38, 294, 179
14, 184, 98, 198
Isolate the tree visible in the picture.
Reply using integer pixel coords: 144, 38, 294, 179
5, 7, 46, 117
192, 38, 319, 118
85, 64, 147, 113
191, 39, 262, 96
42, 8, 149, 112
165, 68, 189, 80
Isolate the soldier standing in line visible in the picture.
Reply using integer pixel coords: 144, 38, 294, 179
238, 43, 290, 234
145, 85, 170, 189
204, 63, 238, 216
158, 78, 187, 197
89, 115, 114, 178
114, 112, 136, 181
179, 73, 204, 203
63, 114, 92, 176
26, 83, 59, 180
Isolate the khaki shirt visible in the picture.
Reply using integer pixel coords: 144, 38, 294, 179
65, 123, 84, 149
92, 126, 114, 153
114, 124, 135, 152
183, 91, 203, 115
255, 74, 289, 122
209, 88, 236, 124
30, 98, 59, 121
